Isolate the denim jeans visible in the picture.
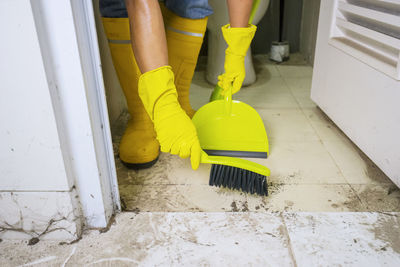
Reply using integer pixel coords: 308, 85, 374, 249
99, 0, 213, 19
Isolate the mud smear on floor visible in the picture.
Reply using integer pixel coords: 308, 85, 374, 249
357, 185, 400, 211
337, 190, 365, 212
369, 215, 400, 254
352, 139, 393, 185
347, 142, 400, 211
230, 201, 249, 212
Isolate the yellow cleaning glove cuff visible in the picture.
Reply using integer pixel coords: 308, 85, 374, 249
218, 24, 257, 95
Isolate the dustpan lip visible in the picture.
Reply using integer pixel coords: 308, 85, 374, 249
204, 149, 268, 158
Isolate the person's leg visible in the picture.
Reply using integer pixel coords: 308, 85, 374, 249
227, 0, 254, 27
125, 0, 201, 169
125, 0, 168, 73
101, 16, 160, 168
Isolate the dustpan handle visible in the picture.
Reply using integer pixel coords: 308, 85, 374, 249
224, 83, 233, 116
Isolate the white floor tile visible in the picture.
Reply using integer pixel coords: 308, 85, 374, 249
254, 62, 281, 78
284, 76, 312, 94
284, 212, 400, 266
284, 77, 317, 108
277, 65, 313, 78
264, 139, 346, 184
235, 77, 299, 109
303, 107, 348, 142
295, 94, 318, 109
322, 139, 392, 185
258, 108, 320, 142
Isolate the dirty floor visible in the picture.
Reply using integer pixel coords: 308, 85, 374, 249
2, 55, 400, 266
1, 212, 400, 266
114, 54, 400, 213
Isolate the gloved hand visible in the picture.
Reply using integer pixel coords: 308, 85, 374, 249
218, 24, 257, 95
138, 66, 201, 170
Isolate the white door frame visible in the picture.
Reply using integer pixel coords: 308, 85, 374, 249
70, 0, 121, 220
31, 0, 120, 228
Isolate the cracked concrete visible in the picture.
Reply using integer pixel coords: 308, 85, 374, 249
0, 189, 82, 241
1, 212, 400, 266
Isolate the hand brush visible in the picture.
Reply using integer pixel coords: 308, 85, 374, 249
200, 150, 270, 196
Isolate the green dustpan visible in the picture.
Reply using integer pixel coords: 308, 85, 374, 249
194, 0, 266, 158
192, 84, 269, 158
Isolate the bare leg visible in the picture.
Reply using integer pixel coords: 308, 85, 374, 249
227, 0, 254, 27
125, 0, 168, 73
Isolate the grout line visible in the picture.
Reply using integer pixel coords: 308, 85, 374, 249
279, 213, 298, 267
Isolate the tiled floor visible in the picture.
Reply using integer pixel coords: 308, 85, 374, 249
114, 55, 400, 213
2, 55, 400, 266
1, 212, 400, 266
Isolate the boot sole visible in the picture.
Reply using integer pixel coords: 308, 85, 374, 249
120, 155, 159, 170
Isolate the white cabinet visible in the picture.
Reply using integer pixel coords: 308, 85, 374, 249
311, 0, 400, 186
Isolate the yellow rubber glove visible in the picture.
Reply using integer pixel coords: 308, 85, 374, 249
138, 66, 201, 170
218, 24, 257, 95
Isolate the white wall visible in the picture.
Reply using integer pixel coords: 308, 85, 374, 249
0, 0, 81, 240
0, 0, 118, 240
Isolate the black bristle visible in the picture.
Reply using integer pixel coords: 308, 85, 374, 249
240, 171, 247, 191
223, 166, 229, 188
251, 173, 256, 194
255, 174, 260, 195
216, 165, 221, 185
260, 175, 264, 195
209, 165, 268, 196
234, 168, 240, 188
210, 165, 216, 186
229, 167, 235, 189
231, 168, 237, 189
246, 171, 252, 192
214, 165, 221, 186
230, 168, 235, 189
261, 176, 267, 196
223, 166, 230, 188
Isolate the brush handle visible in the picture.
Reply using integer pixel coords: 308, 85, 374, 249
200, 151, 270, 176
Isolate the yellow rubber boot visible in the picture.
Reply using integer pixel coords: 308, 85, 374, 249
102, 17, 160, 169
161, 5, 208, 118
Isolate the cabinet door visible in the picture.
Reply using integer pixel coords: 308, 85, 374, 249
311, 0, 400, 186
